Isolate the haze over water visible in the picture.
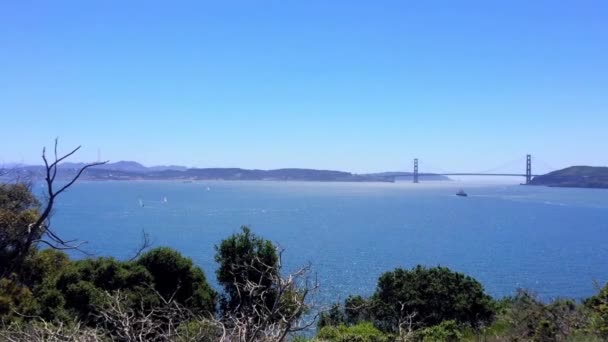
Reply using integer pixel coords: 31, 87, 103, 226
51, 180, 608, 302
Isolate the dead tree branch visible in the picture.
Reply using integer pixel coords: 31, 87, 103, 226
220, 246, 321, 342
128, 230, 153, 262
11, 138, 107, 270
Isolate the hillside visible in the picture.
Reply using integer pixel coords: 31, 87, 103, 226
530, 166, 608, 188
1, 161, 456, 183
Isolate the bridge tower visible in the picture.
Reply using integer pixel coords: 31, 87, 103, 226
525, 154, 532, 184
413, 158, 419, 183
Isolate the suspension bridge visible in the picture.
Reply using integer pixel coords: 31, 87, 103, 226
412, 155, 546, 184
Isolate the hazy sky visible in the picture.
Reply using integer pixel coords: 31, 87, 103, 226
1, 1, 607, 173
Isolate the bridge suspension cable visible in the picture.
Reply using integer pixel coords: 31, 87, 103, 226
474, 156, 527, 175
420, 161, 451, 175
532, 157, 557, 174
411, 154, 535, 184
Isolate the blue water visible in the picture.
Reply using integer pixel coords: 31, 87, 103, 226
50, 181, 608, 302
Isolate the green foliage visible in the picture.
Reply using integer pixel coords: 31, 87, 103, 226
0, 183, 43, 277
461, 289, 598, 342
317, 322, 391, 342
47, 256, 151, 320
319, 296, 373, 329
459, 317, 509, 341
214, 226, 279, 315
415, 320, 463, 342
175, 319, 222, 342
585, 282, 608, 338
0, 247, 217, 323
0, 277, 37, 320
345, 295, 372, 325
372, 265, 494, 331
0, 183, 40, 213
497, 290, 588, 341
137, 247, 216, 314
19, 248, 70, 287
534, 319, 558, 341
318, 303, 346, 328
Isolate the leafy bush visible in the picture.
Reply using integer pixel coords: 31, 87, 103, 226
137, 247, 216, 314
415, 320, 463, 342
0, 183, 42, 277
585, 282, 608, 338
215, 226, 279, 315
19, 249, 70, 287
0, 277, 37, 320
372, 266, 494, 331
345, 295, 373, 325
317, 322, 391, 342
318, 303, 346, 328
20, 247, 217, 322
497, 290, 588, 341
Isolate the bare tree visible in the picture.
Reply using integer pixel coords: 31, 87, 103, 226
92, 253, 320, 342
94, 290, 222, 342
396, 307, 417, 342
343, 298, 418, 341
0, 318, 104, 342
214, 247, 319, 341
96, 246, 321, 341
34, 139, 108, 249
6, 138, 107, 274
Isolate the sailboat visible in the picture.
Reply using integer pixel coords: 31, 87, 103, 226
162, 196, 168, 203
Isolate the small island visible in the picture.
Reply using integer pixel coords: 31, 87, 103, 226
530, 166, 608, 189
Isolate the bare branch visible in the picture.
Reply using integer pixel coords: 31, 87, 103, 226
7, 139, 109, 274
219, 246, 321, 342
128, 230, 153, 262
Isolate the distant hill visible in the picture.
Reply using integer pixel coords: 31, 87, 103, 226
2, 162, 405, 183
529, 166, 608, 188
59, 161, 160, 173
144, 168, 394, 182
1, 161, 454, 183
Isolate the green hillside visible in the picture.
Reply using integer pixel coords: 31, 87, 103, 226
530, 166, 608, 188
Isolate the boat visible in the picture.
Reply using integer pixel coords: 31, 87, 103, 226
456, 189, 468, 197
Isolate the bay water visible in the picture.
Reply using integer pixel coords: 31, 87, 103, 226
51, 180, 608, 302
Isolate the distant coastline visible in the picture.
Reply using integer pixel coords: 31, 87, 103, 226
1, 161, 450, 183
530, 166, 608, 189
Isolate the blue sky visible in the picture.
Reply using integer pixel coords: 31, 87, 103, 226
1, 0, 607, 173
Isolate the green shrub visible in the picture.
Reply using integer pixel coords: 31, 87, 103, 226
415, 320, 463, 342
318, 303, 345, 328
215, 226, 279, 316
0, 277, 37, 320
372, 266, 494, 331
137, 247, 216, 314
0, 183, 42, 277
19, 249, 70, 287
49, 257, 154, 319
585, 283, 608, 338
317, 322, 391, 342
